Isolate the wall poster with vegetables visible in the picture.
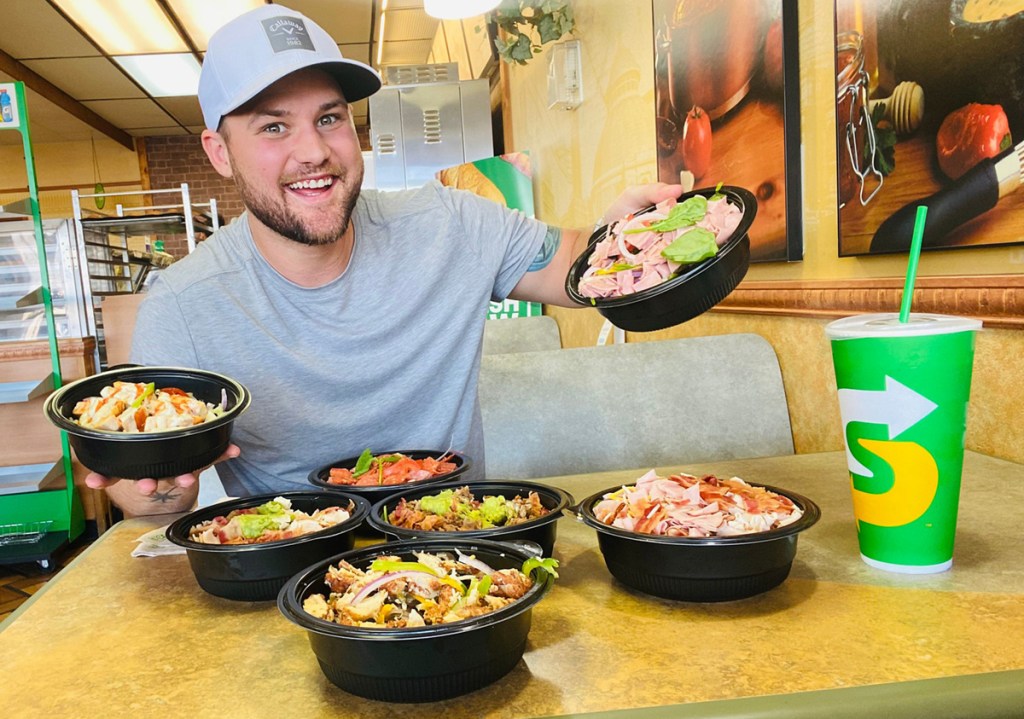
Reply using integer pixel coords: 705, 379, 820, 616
653, 0, 803, 262
835, 0, 1023, 256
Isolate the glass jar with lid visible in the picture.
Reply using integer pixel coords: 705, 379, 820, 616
836, 30, 883, 208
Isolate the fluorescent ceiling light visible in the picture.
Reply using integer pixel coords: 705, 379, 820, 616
165, 0, 265, 51
53, 0, 188, 54
377, 11, 387, 67
114, 54, 202, 97
424, 0, 501, 20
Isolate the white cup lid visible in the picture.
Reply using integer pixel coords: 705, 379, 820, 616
825, 313, 982, 339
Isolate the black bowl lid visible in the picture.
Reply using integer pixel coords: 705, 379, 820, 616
576, 481, 820, 547
278, 536, 554, 640
565, 185, 757, 309
44, 365, 250, 440
166, 490, 370, 552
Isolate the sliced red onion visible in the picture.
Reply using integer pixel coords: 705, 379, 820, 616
456, 550, 495, 575
220, 389, 227, 411
350, 570, 441, 604
616, 231, 639, 262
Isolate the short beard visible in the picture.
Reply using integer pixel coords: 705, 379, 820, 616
229, 158, 362, 247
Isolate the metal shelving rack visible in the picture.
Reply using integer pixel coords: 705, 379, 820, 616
70, 185, 219, 370
0, 81, 84, 568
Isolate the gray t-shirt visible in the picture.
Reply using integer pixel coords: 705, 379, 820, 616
131, 181, 547, 496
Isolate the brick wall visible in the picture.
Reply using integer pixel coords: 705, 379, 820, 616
141, 136, 243, 258
141, 129, 372, 257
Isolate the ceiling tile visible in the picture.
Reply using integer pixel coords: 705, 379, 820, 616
338, 43, 370, 67
0, 0, 101, 59
288, 0, 372, 44
0, 0, 438, 144
165, 0, 266, 52
83, 99, 177, 129
156, 96, 204, 127
22, 57, 146, 100
382, 39, 435, 67
0, 72, 106, 143
386, 7, 439, 42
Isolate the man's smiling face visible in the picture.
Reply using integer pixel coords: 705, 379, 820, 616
213, 67, 364, 247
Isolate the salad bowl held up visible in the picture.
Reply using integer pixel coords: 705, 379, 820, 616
575, 474, 820, 602
44, 365, 250, 479
366, 480, 574, 556
166, 490, 370, 601
565, 186, 756, 332
277, 537, 556, 702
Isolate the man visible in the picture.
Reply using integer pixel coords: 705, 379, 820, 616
87, 4, 680, 515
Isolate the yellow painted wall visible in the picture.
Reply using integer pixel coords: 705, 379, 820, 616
507, 0, 1024, 463
0, 138, 142, 218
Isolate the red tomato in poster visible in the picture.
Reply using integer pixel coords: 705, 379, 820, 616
936, 103, 1013, 180
681, 106, 712, 180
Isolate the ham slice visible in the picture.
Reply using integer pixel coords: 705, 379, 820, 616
594, 471, 801, 538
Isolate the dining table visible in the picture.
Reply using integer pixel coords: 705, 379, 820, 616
2, 450, 1023, 718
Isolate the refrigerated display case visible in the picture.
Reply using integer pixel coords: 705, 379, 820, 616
0, 219, 88, 343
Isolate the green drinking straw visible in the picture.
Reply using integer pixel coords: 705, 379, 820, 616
898, 205, 929, 323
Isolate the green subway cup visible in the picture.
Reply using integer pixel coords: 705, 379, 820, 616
825, 313, 982, 574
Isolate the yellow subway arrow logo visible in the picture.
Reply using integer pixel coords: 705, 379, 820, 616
851, 438, 938, 527
837, 376, 938, 478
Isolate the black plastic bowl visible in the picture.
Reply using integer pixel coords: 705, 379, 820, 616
566, 186, 757, 332
43, 365, 250, 479
307, 449, 472, 506
576, 482, 819, 602
166, 490, 369, 601
366, 480, 573, 556
278, 537, 555, 702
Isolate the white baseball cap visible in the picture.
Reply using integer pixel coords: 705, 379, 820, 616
198, 4, 382, 130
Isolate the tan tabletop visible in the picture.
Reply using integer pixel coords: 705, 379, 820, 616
3, 451, 1024, 718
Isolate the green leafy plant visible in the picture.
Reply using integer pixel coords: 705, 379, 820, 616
866, 104, 897, 176
486, 1, 576, 65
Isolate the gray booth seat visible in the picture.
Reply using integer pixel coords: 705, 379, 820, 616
478, 333, 794, 479
482, 316, 562, 355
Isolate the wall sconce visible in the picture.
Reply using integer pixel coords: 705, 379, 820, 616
547, 39, 583, 110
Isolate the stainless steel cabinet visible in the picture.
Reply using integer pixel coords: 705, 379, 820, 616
370, 66, 494, 191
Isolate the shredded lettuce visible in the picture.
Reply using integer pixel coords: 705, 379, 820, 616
256, 499, 289, 515
235, 514, 278, 539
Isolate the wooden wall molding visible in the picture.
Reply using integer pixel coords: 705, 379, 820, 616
717, 275, 1024, 329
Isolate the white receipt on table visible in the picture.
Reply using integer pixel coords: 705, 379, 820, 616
131, 496, 238, 557
132, 526, 185, 557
